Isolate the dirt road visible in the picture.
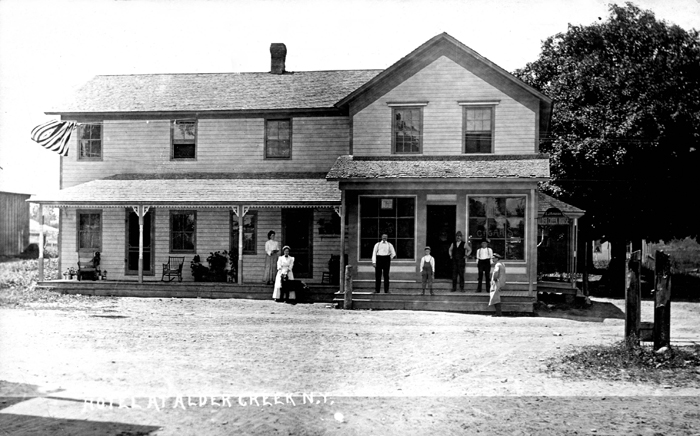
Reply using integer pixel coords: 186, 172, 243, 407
1, 297, 699, 435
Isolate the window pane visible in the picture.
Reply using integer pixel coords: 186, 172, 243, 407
394, 108, 421, 153
360, 218, 378, 238
506, 197, 526, 217
469, 217, 487, 241
397, 218, 414, 238
507, 217, 525, 239
506, 239, 524, 260
469, 197, 487, 217
361, 197, 378, 217
173, 121, 196, 142
397, 197, 415, 216
490, 240, 505, 258
379, 219, 396, 237
174, 143, 195, 159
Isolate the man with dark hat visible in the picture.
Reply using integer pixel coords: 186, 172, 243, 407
448, 231, 471, 292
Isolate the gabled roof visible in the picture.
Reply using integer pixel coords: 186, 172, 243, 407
47, 70, 381, 114
335, 32, 552, 134
326, 155, 550, 180
29, 175, 340, 206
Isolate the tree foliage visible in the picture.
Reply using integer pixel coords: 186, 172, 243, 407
515, 2, 700, 242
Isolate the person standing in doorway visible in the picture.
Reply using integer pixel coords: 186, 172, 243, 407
449, 231, 471, 292
475, 239, 493, 292
263, 230, 280, 285
420, 246, 435, 296
372, 233, 396, 293
489, 253, 506, 316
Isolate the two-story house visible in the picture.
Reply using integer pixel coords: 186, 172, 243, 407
31, 33, 583, 312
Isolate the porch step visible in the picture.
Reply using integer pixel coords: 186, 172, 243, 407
332, 291, 535, 313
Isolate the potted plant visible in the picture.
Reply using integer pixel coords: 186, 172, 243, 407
191, 255, 208, 282
69, 267, 77, 280
101, 270, 108, 281
206, 251, 230, 282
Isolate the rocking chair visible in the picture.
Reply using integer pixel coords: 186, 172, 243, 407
162, 256, 185, 282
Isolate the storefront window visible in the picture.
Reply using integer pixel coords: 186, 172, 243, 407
360, 197, 415, 260
468, 196, 526, 260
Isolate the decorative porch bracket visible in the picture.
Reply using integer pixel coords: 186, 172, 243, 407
131, 205, 151, 283
232, 205, 250, 284
333, 206, 342, 217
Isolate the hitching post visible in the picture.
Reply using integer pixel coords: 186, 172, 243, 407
654, 250, 672, 350
625, 250, 641, 345
343, 265, 353, 310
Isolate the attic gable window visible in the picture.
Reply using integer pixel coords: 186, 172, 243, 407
78, 124, 102, 160
171, 120, 197, 160
265, 119, 292, 159
391, 107, 423, 154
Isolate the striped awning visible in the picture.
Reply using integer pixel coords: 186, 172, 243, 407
28, 177, 341, 208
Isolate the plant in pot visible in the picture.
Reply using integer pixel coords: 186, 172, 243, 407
191, 255, 208, 282
206, 251, 230, 282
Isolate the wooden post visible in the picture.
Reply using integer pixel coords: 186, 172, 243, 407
625, 250, 641, 345
582, 239, 590, 297
654, 250, 672, 350
337, 195, 346, 295
343, 265, 353, 310
38, 204, 45, 282
132, 206, 150, 284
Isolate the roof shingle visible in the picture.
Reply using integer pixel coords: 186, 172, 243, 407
48, 70, 382, 114
326, 155, 550, 180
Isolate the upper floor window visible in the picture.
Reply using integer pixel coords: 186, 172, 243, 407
392, 107, 422, 154
77, 210, 102, 251
172, 120, 197, 159
265, 119, 291, 159
463, 106, 494, 153
78, 124, 102, 160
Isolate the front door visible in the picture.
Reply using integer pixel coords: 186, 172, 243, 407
282, 209, 313, 278
426, 205, 456, 279
126, 209, 154, 274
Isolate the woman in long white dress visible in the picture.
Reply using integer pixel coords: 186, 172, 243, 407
489, 253, 506, 317
263, 230, 280, 284
272, 246, 295, 301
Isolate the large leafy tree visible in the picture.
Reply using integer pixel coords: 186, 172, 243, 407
514, 3, 700, 290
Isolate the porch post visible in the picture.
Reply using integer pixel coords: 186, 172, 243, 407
528, 189, 536, 297
38, 204, 45, 281
572, 218, 578, 289
338, 191, 346, 294
233, 205, 248, 284
132, 206, 150, 284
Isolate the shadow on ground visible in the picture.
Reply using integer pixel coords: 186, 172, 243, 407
0, 413, 160, 436
534, 293, 625, 323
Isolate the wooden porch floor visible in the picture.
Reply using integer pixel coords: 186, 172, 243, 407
37, 279, 536, 313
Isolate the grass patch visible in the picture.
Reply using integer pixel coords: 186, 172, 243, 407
546, 340, 700, 386
0, 257, 109, 309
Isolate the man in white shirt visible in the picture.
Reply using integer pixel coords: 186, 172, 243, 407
475, 239, 493, 292
372, 233, 396, 293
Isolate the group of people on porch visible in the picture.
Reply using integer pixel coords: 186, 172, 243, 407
264, 229, 504, 316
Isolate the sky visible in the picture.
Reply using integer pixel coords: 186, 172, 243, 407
0, 0, 698, 195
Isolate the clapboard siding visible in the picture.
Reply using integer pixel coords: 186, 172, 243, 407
352, 56, 537, 156
0, 192, 30, 256
62, 117, 350, 188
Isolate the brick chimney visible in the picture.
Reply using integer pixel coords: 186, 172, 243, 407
270, 43, 287, 74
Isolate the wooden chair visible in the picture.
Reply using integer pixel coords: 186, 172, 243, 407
162, 256, 185, 282
77, 252, 100, 281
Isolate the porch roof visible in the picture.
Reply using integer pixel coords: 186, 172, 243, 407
28, 174, 340, 207
326, 154, 550, 180
538, 192, 585, 217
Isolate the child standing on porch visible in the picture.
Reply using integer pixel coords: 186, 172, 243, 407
420, 246, 435, 296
